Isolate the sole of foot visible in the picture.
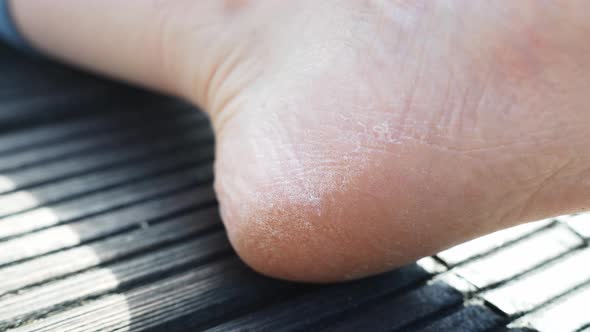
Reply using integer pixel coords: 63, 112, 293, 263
173, 0, 590, 282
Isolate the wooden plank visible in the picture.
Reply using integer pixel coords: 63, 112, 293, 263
452, 224, 583, 288
563, 213, 590, 239
437, 219, 553, 267
510, 282, 590, 332
0, 69, 105, 100
0, 145, 212, 216
0, 110, 210, 174
0, 130, 212, 194
206, 264, 430, 332
0, 107, 204, 172
0, 109, 204, 173
0, 205, 222, 296
318, 282, 463, 332
0, 47, 112, 98
0, 232, 231, 330
416, 304, 505, 332
0, 164, 213, 240
6, 260, 241, 332
482, 247, 590, 316
433, 271, 478, 294
0, 89, 107, 122
0, 90, 159, 133
0, 104, 190, 156
10, 259, 300, 332
0, 183, 216, 266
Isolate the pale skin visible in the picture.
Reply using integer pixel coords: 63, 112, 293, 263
11, 0, 590, 282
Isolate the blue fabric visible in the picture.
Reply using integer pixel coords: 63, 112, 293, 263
0, 0, 34, 51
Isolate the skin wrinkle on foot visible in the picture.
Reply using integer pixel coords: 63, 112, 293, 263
243, 104, 370, 224
314, 106, 437, 252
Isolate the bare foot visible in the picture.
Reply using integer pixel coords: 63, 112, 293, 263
14, 0, 590, 282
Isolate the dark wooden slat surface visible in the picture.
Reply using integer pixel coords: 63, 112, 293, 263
0, 106, 191, 155
416, 305, 505, 332
0, 147, 212, 215
319, 282, 464, 332
0, 206, 222, 296
206, 264, 431, 332
0, 121, 212, 192
0, 183, 217, 266
0, 110, 203, 173
1, 42, 588, 332
0, 164, 214, 240
0, 232, 230, 330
